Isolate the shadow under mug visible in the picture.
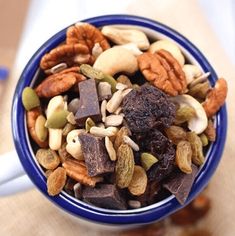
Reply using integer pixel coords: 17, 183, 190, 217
0, 15, 227, 227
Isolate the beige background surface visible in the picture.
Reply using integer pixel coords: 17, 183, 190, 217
0, 0, 234, 235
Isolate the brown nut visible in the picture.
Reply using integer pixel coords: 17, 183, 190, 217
35, 71, 85, 98
47, 167, 67, 196
202, 78, 227, 117
26, 107, 48, 148
66, 22, 110, 53
40, 44, 92, 70
62, 159, 103, 187
138, 50, 186, 96
204, 120, 216, 142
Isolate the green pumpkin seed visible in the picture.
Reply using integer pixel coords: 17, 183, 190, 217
80, 64, 117, 93
140, 152, 158, 171
101, 74, 117, 93
80, 64, 104, 80
85, 117, 95, 132
22, 87, 40, 111
35, 115, 48, 142
45, 110, 70, 129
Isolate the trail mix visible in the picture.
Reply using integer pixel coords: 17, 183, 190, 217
21, 23, 227, 210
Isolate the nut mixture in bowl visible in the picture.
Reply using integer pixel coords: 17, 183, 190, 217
21, 22, 227, 210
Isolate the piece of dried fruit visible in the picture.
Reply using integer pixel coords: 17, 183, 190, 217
176, 141, 192, 174
138, 50, 186, 96
45, 110, 70, 129
36, 148, 60, 170
199, 133, 209, 146
122, 84, 176, 133
175, 105, 196, 124
27, 107, 48, 148
187, 132, 204, 166
165, 125, 187, 145
62, 159, 103, 187
114, 126, 131, 151
141, 152, 158, 171
188, 81, 210, 99
204, 120, 216, 141
128, 166, 147, 196
40, 44, 91, 70
47, 167, 67, 196
115, 144, 135, 188
116, 75, 133, 88
202, 78, 227, 117
66, 22, 110, 52
85, 117, 95, 132
35, 115, 48, 142
22, 87, 40, 111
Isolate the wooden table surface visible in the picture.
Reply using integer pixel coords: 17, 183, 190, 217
0, 0, 234, 235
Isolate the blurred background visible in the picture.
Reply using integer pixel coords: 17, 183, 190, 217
0, 0, 234, 235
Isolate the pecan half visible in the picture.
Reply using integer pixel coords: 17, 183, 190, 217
138, 50, 187, 96
40, 44, 92, 70
62, 159, 103, 187
26, 107, 48, 147
202, 78, 227, 117
35, 70, 85, 98
66, 23, 110, 52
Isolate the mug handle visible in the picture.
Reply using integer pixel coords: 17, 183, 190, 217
0, 150, 34, 196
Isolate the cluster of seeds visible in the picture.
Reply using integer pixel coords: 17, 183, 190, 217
21, 22, 227, 210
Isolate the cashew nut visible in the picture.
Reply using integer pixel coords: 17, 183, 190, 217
114, 43, 143, 56
101, 26, 150, 50
182, 64, 202, 85
149, 39, 185, 66
66, 129, 85, 160
93, 47, 138, 76
171, 94, 208, 134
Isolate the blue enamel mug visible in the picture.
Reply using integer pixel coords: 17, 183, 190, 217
0, 15, 227, 228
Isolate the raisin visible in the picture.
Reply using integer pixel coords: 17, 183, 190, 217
122, 84, 176, 133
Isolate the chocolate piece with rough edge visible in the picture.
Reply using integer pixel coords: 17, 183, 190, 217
75, 78, 101, 126
79, 133, 115, 176
82, 184, 127, 210
163, 164, 198, 205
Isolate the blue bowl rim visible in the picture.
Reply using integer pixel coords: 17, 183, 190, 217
12, 14, 227, 225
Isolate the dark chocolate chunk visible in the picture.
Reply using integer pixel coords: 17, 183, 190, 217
122, 84, 176, 133
79, 133, 115, 176
163, 164, 199, 205
82, 184, 127, 210
75, 79, 101, 126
